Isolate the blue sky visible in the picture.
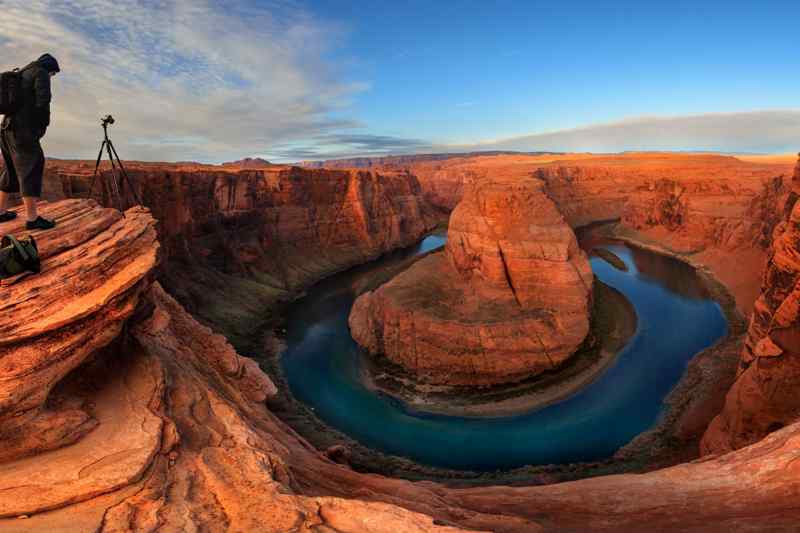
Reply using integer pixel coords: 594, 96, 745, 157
1, 0, 799, 162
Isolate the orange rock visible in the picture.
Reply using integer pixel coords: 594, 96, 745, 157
349, 177, 592, 386
6, 176, 800, 531
56, 164, 441, 348
308, 152, 791, 316
0, 199, 159, 463
701, 154, 800, 454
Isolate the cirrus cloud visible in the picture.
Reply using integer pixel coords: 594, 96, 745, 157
0, 0, 367, 162
445, 110, 800, 155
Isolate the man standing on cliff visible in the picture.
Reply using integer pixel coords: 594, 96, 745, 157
0, 54, 60, 230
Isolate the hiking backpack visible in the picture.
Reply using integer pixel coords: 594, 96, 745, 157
0, 234, 40, 279
0, 69, 23, 116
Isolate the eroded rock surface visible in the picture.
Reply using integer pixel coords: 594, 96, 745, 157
310, 152, 792, 315
0, 199, 158, 463
701, 154, 800, 454
59, 164, 440, 348
349, 178, 592, 386
3, 179, 800, 530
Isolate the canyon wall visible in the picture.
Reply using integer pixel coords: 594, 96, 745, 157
701, 154, 800, 454
338, 153, 792, 315
3, 153, 800, 532
57, 164, 440, 348
4, 197, 800, 532
349, 177, 592, 386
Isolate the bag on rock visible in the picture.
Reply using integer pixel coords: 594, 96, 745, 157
0, 235, 40, 279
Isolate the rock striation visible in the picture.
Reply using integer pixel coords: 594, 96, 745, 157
701, 154, 800, 454
7, 162, 800, 531
4, 192, 800, 531
349, 177, 592, 386
57, 165, 440, 348
0, 199, 158, 464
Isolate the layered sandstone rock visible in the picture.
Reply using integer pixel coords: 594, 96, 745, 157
5, 195, 800, 532
319, 152, 791, 315
349, 178, 592, 386
0, 199, 158, 463
701, 154, 800, 454
538, 155, 791, 316
0, 266, 467, 531
57, 165, 440, 347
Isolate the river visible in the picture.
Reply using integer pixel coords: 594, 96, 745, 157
280, 233, 727, 471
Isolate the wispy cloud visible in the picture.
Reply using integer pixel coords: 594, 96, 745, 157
270, 133, 432, 161
0, 0, 365, 162
2, 4, 797, 164
307, 110, 800, 163
447, 110, 800, 154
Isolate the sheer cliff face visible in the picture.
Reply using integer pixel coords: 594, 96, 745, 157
701, 155, 800, 454
377, 153, 790, 315
59, 165, 440, 347
348, 178, 592, 386
447, 179, 593, 311
6, 198, 800, 532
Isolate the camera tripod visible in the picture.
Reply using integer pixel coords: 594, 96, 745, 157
87, 115, 142, 210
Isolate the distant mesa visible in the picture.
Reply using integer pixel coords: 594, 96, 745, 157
222, 157, 273, 169
300, 151, 563, 169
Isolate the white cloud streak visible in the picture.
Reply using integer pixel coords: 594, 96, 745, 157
446, 110, 800, 154
0, 0, 364, 162
2, 3, 797, 163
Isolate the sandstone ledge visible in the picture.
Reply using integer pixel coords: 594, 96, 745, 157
0, 200, 159, 462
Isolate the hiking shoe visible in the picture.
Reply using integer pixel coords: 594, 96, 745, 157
25, 216, 56, 230
0, 211, 17, 223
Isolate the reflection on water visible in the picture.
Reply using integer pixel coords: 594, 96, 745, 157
579, 229, 710, 300
628, 246, 711, 300
278, 232, 727, 471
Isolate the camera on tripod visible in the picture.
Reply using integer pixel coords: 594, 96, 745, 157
87, 114, 142, 209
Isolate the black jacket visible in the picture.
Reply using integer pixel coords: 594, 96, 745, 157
1, 55, 58, 139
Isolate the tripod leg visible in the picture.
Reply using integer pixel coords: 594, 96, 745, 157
87, 141, 107, 200
105, 142, 123, 209
108, 140, 143, 206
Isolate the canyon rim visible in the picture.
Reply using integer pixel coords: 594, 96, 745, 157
2, 2, 800, 530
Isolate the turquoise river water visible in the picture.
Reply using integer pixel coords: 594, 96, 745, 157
280, 234, 727, 471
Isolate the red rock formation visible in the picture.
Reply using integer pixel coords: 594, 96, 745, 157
0, 199, 159, 463
375, 152, 791, 316
701, 154, 800, 454
5, 196, 800, 532
349, 177, 592, 386
57, 165, 440, 346
4, 153, 800, 532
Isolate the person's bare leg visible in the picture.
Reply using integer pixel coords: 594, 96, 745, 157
0, 191, 8, 214
22, 196, 38, 222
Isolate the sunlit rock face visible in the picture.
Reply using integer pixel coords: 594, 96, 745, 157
702, 154, 800, 454
6, 160, 800, 531
57, 164, 440, 347
349, 177, 592, 386
446, 179, 593, 311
